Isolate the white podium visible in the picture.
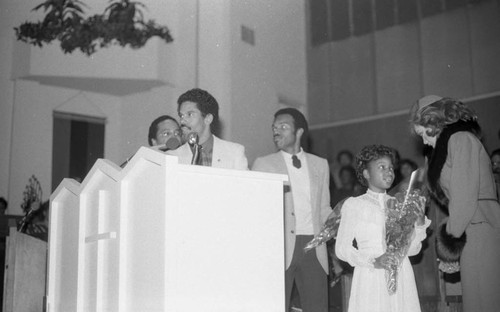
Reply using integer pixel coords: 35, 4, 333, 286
47, 147, 287, 312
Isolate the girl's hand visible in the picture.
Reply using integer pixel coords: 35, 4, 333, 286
373, 253, 397, 269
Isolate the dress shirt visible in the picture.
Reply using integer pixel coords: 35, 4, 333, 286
191, 134, 214, 166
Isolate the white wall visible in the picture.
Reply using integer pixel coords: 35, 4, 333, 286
229, 0, 308, 164
0, 0, 43, 213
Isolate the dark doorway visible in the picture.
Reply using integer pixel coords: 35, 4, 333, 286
52, 112, 105, 191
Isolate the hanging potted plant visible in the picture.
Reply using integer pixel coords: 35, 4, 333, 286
14, 0, 173, 56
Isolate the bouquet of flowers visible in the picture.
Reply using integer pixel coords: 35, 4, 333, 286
303, 198, 346, 252
384, 170, 425, 295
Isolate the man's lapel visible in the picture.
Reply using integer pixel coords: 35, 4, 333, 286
171, 143, 193, 165
212, 136, 223, 168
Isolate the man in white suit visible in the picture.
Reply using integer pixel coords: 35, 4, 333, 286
252, 108, 331, 312
167, 88, 248, 170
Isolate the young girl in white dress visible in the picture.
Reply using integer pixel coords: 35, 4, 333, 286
335, 145, 430, 312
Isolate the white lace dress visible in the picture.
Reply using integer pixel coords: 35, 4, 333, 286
335, 189, 431, 312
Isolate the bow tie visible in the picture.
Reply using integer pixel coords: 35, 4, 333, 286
292, 155, 301, 169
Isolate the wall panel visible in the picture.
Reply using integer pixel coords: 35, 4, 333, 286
327, 36, 376, 122
420, 8, 473, 98
469, 0, 500, 94
375, 23, 422, 113
308, 45, 333, 123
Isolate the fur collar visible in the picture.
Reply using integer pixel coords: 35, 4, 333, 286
426, 119, 480, 211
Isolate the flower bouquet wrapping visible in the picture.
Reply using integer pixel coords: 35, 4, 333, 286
384, 170, 426, 295
304, 198, 347, 252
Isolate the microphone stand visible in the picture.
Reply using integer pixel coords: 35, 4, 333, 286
187, 132, 200, 165
18, 201, 40, 233
191, 144, 200, 165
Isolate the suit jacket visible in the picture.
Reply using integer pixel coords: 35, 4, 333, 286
252, 151, 332, 273
167, 135, 248, 170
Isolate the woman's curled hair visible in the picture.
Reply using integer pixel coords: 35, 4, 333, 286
410, 97, 477, 137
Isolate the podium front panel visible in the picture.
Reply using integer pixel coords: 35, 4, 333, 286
48, 149, 287, 312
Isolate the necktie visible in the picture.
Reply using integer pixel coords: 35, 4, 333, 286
292, 155, 301, 168
195, 146, 203, 165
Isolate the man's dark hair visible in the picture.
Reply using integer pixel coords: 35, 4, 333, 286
178, 88, 220, 133
148, 115, 179, 146
274, 108, 309, 148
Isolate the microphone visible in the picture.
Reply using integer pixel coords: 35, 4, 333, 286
18, 201, 42, 233
159, 136, 181, 152
187, 132, 200, 165
187, 132, 199, 146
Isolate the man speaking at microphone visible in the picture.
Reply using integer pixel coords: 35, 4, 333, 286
167, 88, 248, 170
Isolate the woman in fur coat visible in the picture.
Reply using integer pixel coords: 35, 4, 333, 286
409, 95, 500, 312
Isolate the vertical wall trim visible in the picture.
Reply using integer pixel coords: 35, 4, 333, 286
7, 80, 16, 204
370, 0, 378, 115
326, 0, 333, 120
394, 0, 400, 24
195, 0, 200, 88
348, 0, 354, 36
465, 5, 475, 94
416, 0, 425, 96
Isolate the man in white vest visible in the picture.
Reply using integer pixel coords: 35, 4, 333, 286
252, 108, 331, 312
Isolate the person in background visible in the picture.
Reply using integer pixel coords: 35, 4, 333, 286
410, 95, 500, 312
121, 115, 181, 167
330, 150, 355, 190
490, 148, 500, 199
168, 88, 248, 170
390, 158, 418, 195
331, 165, 364, 207
147, 115, 182, 148
0, 197, 7, 215
335, 145, 429, 312
252, 108, 331, 312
